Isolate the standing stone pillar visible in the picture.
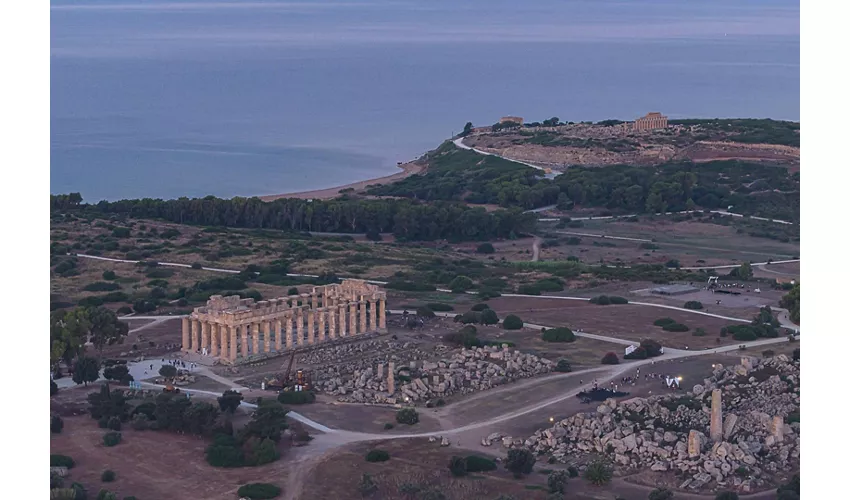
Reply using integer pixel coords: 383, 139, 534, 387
336, 304, 346, 337
210, 324, 219, 356
772, 416, 785, 443
274, 319, 283, 351
263, 321, 271, 353
349, 302, 357, 335
368, 299, 377, 331
311, 292, 318, 310
432, 375, 439, 386
296, 309, 304, 346
317, 309, 326, 342
285, 314, 294, 349
387, 361, 395, 395
376, 363, 384, 379
687, 430, 703, 458
229, 325, 237, 361
328, 307, 336, 339
201, 322, 210, 353
307, 310, 315, 344
252, 323, 260, 354
359, 298, 367, 333
240, 325, 249, 358
191, 319, 200, 352
181, 317, 190, 352
710, 389, 723, 441
219, 324, 227, 357
379, 298, 387, 332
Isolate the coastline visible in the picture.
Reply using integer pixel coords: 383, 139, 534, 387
259, 161, 424, 201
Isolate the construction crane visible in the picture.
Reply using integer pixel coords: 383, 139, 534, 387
263, 351, 297, 391
707, 276, 719, 289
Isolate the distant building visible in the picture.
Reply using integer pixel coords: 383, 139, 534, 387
633, 112, 668, 131
500, 116, 524, 125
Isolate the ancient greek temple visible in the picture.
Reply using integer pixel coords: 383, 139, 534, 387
181, 279, 387, 362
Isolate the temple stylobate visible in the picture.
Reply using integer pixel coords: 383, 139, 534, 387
181, 279, 387, 362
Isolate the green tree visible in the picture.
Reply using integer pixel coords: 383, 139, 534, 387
183, 402, 220, 436
242, 400, 289, 442
159, 365, 178, 378
449, 276, 474, 293
556, 192, 574, 210
86, 307, 130, 359
448, 456, 467, 477
50, 308, 91, 366
502, 314, 523, 330
480, 308, 499, 325
737, 261, 753, 280
779, 283, 800, 323
505, 448, 536, 476
73, 356, 100, 386
461, 122, 474, 137
217, 390, 243, 414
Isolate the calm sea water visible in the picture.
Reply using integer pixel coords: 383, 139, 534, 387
50, 0, 800, 202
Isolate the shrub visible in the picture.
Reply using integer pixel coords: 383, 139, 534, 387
465, 455, 497, 472
111, 227, 131, 238
158, 365, 177, 378
359, 473, 378, 496
277, 391, 316, 405
102, 270, 117, 280
101, 470, 116, 482
624, 346, 647, 360
567, 466, 579, 478
662, 322, 689, 332
476, 243, 495, 254
547, 470, 569, 494
693, 328, 707, 337
427, 303, 454, 312
205, 434, 245, 467
116, 306, 132, 315
684, 300, 704, 310
640, 339, 664, 357
555, 359, 572, 372
654, 317, 676, 327
416, 306, 435, 318
103, 432, 122, 447
449, 275, 474, 293
732, 329, 758, 341
103, 365, 132, 383
589, 295, 611, 305
665, 259, 681, 269
237, 483, 282, 499
131, 413, 149, 431
97, 490, 117, 500
480, 308, 499, 325
365, 449, 390, 462
583, 459, 613, 485
601, 352, 620, 365
51, 414, 64, 434
542, 327, 575, 343
505, 448, 536, 476
503, 314, 523, 330
51, 454, 75, 468
471, 303, 490, 311
107, 416, 122, 431
649, 488, 674, 500
608, 296, 628, 304
396, 408, 419, 425
448, 456, 468, 476
383, 422, 394, 430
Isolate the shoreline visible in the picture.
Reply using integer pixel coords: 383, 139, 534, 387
259, 161, 424, 201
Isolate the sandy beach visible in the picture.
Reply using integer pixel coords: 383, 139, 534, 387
259, 161, 424, 201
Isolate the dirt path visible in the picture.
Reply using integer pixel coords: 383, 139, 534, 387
531, 235, 542, 261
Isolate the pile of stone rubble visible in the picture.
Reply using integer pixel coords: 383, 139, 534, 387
493, 354, 799, 493
317, 344, 554, 405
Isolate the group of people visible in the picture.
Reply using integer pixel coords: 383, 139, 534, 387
142, 358, 196, 376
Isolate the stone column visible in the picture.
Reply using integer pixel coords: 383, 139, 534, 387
274, 319, 283, 351
219, 324, 228, 358
191, 319, 200, 352
387, 361, 395, 395
379, 298, 387, 332
349, 302, 357, 335
229, 325, 237, 361
296, 309, 304, 346
307, 310, 315, 344
263, 321, 271, 352
285, 313, 294, 349
338, 304, 347, 337
328, 307, 337, 339
210, 323, 219, 356
311, 292, 318, 310
201, 322, 210, 353
710, 389, 723, 441
240, 325, 249, 358
252, 323, 260, 354
772, 416, 784, 443
368, 298, 377, 331
317, 309, 326, 342
376, 363, 384, 379
359, 298, 367, 333
687, 430, 703, 458
181, 317, 190, 352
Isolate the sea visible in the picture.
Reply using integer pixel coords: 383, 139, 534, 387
50, 0, 800, 202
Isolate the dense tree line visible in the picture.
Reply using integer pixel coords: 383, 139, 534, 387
553, 160, 799, 221
52, 194, 537, 242
668, 118, 800, 147
367, 142, 561, 209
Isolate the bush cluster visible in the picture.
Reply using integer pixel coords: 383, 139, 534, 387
365, 449, 390, 462
541, 327, 576, 343
601, 352, 620, 365
396, 408, 419, 425
103, 432, 122, 447
236, 483, 282, 499
684, 300, 704, 310
502, 314, 523, 330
